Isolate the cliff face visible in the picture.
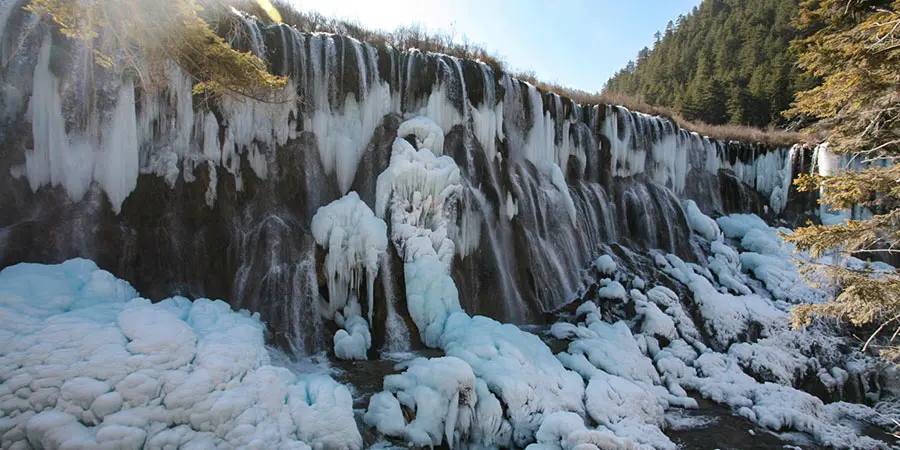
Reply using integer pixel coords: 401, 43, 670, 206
0, 5, 803, 353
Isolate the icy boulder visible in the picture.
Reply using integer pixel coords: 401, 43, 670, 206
333, 315, 372, 361
592, 255, 617, 276
365, 357, 476, 448
684, 200, 720, 241
584, 373, 677, 450
0, 260, 362, 449
440, 313, 587, 447
525, 411, 635, 450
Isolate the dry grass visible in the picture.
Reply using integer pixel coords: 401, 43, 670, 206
229, 0, 506, 72
513, 73, 813, 147
230, 0, 812, 147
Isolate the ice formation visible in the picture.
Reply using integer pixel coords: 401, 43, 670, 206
364, 357, 476, 448
375, 121, 464, 345
684, 200, 720, 241
397, 116, 446, 156
0, 260, 362, 449
311, 192, 387, 360
541, 207, 896, 450
25, 36, 139, 214
9, 4, 800, 227
369, 117, 585, 448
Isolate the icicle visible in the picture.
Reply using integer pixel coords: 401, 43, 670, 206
312, 192, 388, 360
24, 35, 94, 202
94, 79, 139, 213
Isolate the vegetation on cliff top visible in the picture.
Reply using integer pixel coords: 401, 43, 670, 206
235, 0, 807, 146
26, 0, 287, 100
604, 0, 814, 130
784, 0, 900, 360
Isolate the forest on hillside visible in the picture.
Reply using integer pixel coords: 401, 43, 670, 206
603, 0, 818, 128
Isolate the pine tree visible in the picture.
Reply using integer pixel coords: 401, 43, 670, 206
785, 0, 900, 359
603, 0, 808, 128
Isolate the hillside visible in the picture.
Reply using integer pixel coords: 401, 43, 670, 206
604, 0, 817, 128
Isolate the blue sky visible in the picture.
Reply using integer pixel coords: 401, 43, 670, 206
289, 0, 702, 93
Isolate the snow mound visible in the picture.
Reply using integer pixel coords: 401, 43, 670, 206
525, 411, 635, 450
716, 214, 770, 240
365, 357, 475, 448
716, 213, 825, 304
0, 260, 362, 449
659, 253, 786, 347
439, 314, 586, 447
592, 255, 617, 275
555, 302, 691, 449
684, 200, 720, 241
333, 315, 372, 361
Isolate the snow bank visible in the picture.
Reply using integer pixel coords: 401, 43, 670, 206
659, 252, 786, 347
684, 352, 888, 449
555, 300, 691, 449
0, 260, 362, 449
716, 214, 825, 304
545, 213, 895, 449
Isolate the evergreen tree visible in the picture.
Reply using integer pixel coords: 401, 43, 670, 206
785, 0, 900, 359
604, 0, 811, 128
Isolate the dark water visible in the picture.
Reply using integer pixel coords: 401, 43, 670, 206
330, 349, 443, 448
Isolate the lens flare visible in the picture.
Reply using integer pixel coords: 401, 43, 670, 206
255, 0, 282, 23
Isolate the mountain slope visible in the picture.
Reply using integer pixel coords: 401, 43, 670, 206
604, 0, 817, 128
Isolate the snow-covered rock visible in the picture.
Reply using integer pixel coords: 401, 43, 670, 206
0, 259, 362, 449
